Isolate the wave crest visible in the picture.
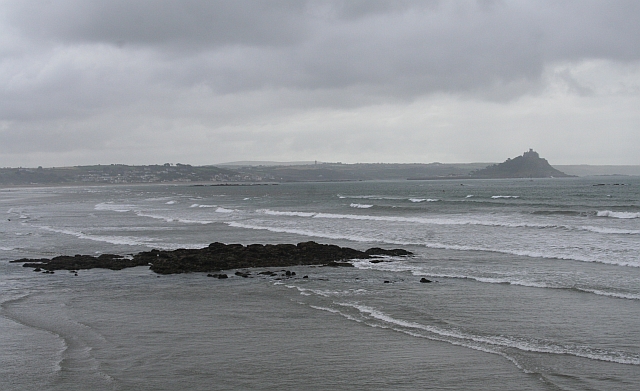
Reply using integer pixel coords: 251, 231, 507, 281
597, 210, 640, 219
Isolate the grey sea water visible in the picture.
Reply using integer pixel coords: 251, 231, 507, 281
1, 178, 639, 390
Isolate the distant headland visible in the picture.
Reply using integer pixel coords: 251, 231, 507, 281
1, 152, 637, 185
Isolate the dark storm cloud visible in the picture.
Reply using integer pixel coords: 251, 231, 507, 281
4, 0, 639, 98
6, 0, 309, 47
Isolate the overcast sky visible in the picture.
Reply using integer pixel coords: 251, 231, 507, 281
1, 0, 639, 167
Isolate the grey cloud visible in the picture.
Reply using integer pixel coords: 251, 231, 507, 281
3, 0, 639, 99
5, 0, 309, 48
0, 0, 639, 165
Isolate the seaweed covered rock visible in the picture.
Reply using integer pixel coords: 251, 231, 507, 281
11, 253, 147, 271
11, 241, 412, 275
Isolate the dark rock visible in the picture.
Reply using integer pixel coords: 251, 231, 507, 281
11, 253, 147, 272
11, 241, 412, 275
365, 248, 413, 257
323, 261, 354, 267
33, 268, 41, 272
420, 278, 432, 283
384, 280, 390, 283
302, 275, 308, 279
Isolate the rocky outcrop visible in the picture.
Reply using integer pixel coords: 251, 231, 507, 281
10, 241, 412, 275
471, 149, 572, 178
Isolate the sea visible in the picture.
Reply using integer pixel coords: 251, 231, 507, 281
1, 177, 639, 390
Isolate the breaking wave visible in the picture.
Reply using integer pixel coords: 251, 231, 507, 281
597, 210, 640, 219
255, 209, 638, 234
339, 195, 440, 203
335, 303, 640, 366
94, 203, 135, 212
350, 203, 373, 209
133, 212, 213, 224
37, 226, 159, 247
225, 222, 381, 243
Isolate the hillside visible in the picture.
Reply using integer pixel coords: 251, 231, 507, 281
0, 164, 241, 185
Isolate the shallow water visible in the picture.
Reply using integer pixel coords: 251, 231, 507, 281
1, 178, 639, 390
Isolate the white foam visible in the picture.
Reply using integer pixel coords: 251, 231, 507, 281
37, 226, 158, 247
215, 207, 235, 213
578, 225, 640, 235
225, 222, 391, 243
0, 246, 14, 251
165, 201, 176, 205
597, 210, 640, 219
307, 304, 526, 370
577, 288, 640, 301
258, 209, 316, 217
491, 195, 520, 199
416, 272, 548, 289
94, 202, 134, 212
350, 203, 373, 209
134, 211, 213, 225
287, 285, 368, 297
257, 208, 638, 237
337, 194, 404, 200
466, 195, 474, 198
257, 208, 552, 229
419, 242, 640, 268
308, 305, 363, 322
409, 198, 425, 203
